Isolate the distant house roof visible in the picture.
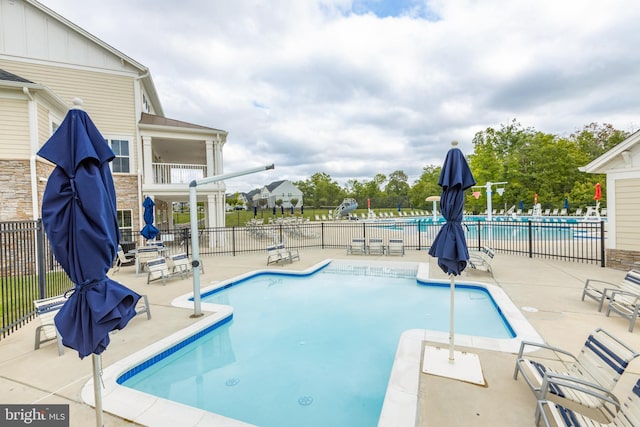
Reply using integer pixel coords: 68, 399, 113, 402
265, 180, 286, 191
246, 189, 261, 198
139, 113, 226, 133
0, 69, 33, 84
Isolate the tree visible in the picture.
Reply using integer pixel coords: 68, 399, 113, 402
293, 172, 345, 207
408, 165, 441, 208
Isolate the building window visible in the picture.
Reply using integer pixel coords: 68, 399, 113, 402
108, 139, 130, 173
117, 210, 133, 242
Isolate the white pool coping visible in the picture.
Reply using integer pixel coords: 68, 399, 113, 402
82, 259, 543, 427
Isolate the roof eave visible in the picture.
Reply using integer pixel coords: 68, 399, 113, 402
580, 129, 640, 173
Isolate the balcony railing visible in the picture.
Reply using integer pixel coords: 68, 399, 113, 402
152, 163, 207, 184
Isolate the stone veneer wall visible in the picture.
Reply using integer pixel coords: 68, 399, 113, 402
113, 175, 140, 243
606, 248, 640, 271
0, 160, 33, 221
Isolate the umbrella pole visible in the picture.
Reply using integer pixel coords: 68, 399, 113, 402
92, 354, 104, 427
448, 274, 455, 362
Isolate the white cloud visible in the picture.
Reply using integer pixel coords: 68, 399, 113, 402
40, 0, 640, 192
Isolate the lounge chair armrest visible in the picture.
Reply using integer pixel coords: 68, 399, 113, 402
610, 290, 640, 302
516, 340, 577, 360
539, 373, 620, 408
583, 278, 618, 289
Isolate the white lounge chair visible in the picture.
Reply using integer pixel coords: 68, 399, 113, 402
34, 295, 66, 356
347, 237, 367, 255
34, 293, 151, 355
368, 237, 385, 255
135, 246, 160, 274
113, 245, 135, 273
277, 242, 300, 263
606, 285, 640, 332
168, 253, 192, 278
468, 247, 495, 274
535, 376, 640, 427
387, 239, 404, 256
147, 257, 183, 285
267, 245, 285, 265
513, 328, 639, 409
582, 269, 640, 312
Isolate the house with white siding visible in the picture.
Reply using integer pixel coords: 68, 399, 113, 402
0, 0, 228, 244
260, 180, 303, 208
580, 129, 640, 269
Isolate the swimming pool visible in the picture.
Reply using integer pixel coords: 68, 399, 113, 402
83, 259, 542, 426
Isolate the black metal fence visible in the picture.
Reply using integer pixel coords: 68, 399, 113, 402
157, 218, 605, 267
0, 218, 605, 340
0, 220, 73, 339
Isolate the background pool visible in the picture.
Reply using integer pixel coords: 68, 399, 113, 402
121, 262, 513, 427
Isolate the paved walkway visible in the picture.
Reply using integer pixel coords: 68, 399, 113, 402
1, 249, 638, 426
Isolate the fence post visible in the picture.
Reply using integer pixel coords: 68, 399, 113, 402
600, 220, 605, 267
232, 226, 236, 256
528, 220, 533, 258
417, 222, 421, 250
476, 220, 481, 250
184, 228, 190, 257
36, 219, 46, 298
321, 223, 325, 249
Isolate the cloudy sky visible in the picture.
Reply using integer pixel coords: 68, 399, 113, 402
40, 0, 640, 193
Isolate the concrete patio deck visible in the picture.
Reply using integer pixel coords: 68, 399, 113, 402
1, 249, 638, 426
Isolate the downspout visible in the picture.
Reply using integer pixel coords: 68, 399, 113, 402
24, 87, 40, 220
134, 71, 149, 244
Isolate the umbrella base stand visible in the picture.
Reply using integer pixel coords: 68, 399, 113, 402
421, 346, 485, 386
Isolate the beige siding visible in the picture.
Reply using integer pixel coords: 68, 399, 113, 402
1, 59, 138, 172
615, 178, 640, 250
0, 60, 137, 137
0, 97, 30, 159
37, 102, 50, 147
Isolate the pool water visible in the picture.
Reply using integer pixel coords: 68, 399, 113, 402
120, 262, 514, 427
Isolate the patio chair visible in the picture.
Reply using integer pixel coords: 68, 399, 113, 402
581, 269, 640, 312
267, 245, 286, 265
113, 245, 135, 273
468, 246, 495, 275
606, 287, 640, 332
387, 238, 404, 256
135, 246, 160, 274
147, 257, 181, 285
275, 242, 300, 264
513, 328, 639, 409
168, 253, 191, 278
34, 295, 67, 356
34, 294, 151, 355
535, 375, 640, 427
346, 237, 367, 255
368, 237, 385, 255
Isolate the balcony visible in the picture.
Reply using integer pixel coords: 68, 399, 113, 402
152, 163, 207, 185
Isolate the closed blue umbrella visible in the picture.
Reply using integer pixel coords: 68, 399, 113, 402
519, 200, 524, 211
564, 197, 569, 210
37, 103, 141, 425
428, 142, 476, 360
140, 196, 160, 240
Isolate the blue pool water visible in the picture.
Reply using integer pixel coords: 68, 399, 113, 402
119, 262, 514, 427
